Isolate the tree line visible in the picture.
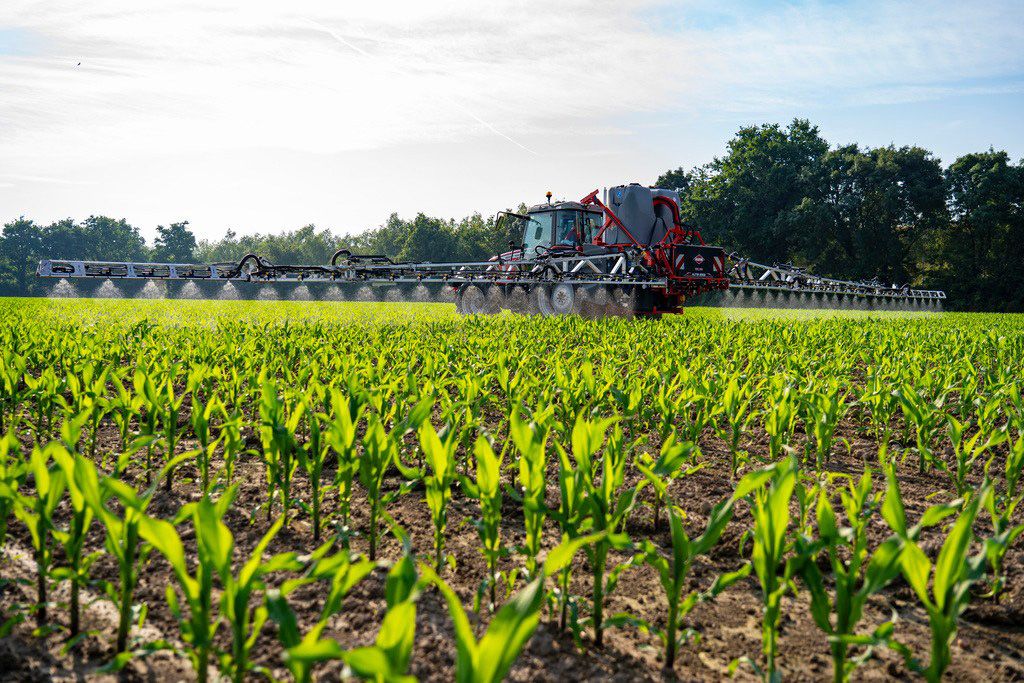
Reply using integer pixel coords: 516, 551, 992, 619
658, 120, 1024, 312
3, 119, 1022, 310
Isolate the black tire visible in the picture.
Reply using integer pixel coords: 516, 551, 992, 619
534, 283, 580, 316
458, 285, 497, 315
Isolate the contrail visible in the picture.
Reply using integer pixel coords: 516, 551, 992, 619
305, 18, 538, 155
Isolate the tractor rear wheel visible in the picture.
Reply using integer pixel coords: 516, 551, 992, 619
456, 284, 497, 315
534, 283, 580, 316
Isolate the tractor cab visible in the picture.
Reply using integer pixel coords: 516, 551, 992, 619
514, 201, 604, 256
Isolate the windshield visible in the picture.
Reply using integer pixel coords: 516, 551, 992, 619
521, 211, 553, 253
555, 211, 577, 245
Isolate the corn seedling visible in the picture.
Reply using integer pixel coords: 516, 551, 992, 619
635, 434, 702, 532
635, 470, 767, 670
509, 408, 552, 578
344, 552, 420, 683
3, 444, 66, 628
462, 437, 506, 611
138, 491, 235, 682
576, 420, 642, 649
980, 486, 1024, 603
360, 416, 397, 560
265, 550, 377, 683
259, 382, 303, 524
881, 471, 992, 682
946, 416, 1007, 498
734, 455, 798, 682
789, 470, 904, 683
325, 388, 364, 542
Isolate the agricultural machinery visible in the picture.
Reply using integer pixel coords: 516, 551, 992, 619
36, 184, 945, 316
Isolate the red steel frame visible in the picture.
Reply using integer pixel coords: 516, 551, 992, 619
579, 190, 729, 312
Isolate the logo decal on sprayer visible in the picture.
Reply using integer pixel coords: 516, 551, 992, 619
693, 254, 705, 265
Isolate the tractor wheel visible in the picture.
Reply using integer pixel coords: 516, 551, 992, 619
534, 282, 579, 316
458, 285, 497, 315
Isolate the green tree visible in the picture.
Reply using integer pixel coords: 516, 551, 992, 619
79, 216, 147, 261
795, 145, 948, 284
681, 119, 829, 263
938, 150, 1024, 310
654, 167, 692, 194
0, 217, 42, 295
153, 221, 197, 262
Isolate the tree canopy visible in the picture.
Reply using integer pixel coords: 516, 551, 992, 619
3, 119, 1022, 310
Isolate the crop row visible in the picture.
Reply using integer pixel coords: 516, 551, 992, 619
0, 300, 1022, 682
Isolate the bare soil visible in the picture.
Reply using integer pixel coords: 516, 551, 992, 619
1, 413, 1023, 682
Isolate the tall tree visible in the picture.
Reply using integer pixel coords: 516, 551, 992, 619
795, 145, 947, 284
939, 150, 1024, 310
0, 217, 43, 294
79, 216, 147, 261
153, 221, 197, 262
681, 119, 829, 263
654, 167, 691, 194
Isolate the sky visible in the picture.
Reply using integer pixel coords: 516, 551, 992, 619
1, 0, 1022, 244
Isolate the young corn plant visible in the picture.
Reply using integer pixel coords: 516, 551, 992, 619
1005, 434, 1024, 498
734, 455, 799, 682
344, 553, 420, 683
138, 491, 237, 682
0, 434, 27, 550
325, 388, 364, 543
159, 377, 187, 492
218, 405, 245, 486
218, 514, 301, 683
551, 428, 591, 632
509, 408, 552, 579
264, 550, 377, 683
716, 375, 758, 477
788, 470, 904, 683
133, 370, 161, 483
23, 367, 62, 445
79, 450, 187, 655
881, 471, 992, 682
3, 445, 66, 629
360, 415, 397, 560
60, 365, 111, 460
800, 381, 849, 470
298, 394, 331, 543
859, 370, 900, 445
0, 350, 27, 434
189, 393, 221, 494
461, 437, 506, 611
946, 416, 1007, 498
763, 377, 798, 461
635, 434, 702, 533
419, 422, 459, 572
895, 384, 945, 474
420, 534, 596, 683
51, 445, 101, 643
110, 371, 144, 460
576, 420, 642, 649
635, 471, 768, 671
259, 382, 303, 524
980, 486, 1024, 603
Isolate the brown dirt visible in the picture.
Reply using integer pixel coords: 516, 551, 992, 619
1, 411, 1023, 682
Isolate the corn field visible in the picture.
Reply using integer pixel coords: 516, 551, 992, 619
0, 298, 1022, 682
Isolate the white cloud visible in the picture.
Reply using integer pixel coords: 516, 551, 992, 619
0, 0, 1021, 239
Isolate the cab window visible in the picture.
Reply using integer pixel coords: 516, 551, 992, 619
521, 211, 553, 252
556, 211, 578, 245
581, 211, 603, 243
